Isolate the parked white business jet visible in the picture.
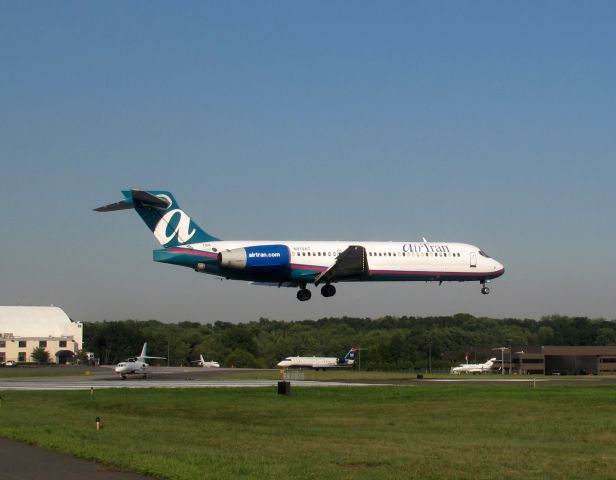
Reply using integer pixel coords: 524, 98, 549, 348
450, 357, 497, 374
114, 343, 166, 380
95, 190, 505, 301
191, 354, 220, 368
277, 347, 358, 370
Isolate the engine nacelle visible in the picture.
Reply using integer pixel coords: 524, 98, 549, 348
218, 245, 290, 271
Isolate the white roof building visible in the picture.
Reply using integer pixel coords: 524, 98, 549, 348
0, 306, 83, 364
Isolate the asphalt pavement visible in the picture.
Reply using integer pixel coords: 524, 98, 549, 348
0, 437, 157, 480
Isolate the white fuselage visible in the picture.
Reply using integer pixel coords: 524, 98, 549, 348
169, 240, 504, 282
277, 356, 354, 369
197, 361, 220, 368
115, 360, 149, 376
451, 360, 496, 374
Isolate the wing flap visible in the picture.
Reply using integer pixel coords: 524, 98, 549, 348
314, 245, 368, 286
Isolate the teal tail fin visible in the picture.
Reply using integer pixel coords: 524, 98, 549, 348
95, 190, 219, 247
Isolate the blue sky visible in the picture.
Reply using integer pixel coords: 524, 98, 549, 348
1, 1, 615, 323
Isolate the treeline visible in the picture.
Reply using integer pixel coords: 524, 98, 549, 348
83, 314, 616, 370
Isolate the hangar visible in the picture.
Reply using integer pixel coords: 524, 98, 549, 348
0, 306, 83, 364
459, 345, 616, 375
513, 346, 616, 375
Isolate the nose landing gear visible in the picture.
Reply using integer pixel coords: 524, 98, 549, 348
480, 280, 490, 295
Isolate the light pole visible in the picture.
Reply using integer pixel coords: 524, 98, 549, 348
492, 347, 507, 374
356, 346, 371, 372
428, 338, 432, 374
516, 350, 525, 375
508, 339, 512, 374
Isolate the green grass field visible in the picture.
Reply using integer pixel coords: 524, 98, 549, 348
1, 384, 616, 479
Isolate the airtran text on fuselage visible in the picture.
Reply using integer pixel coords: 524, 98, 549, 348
402, 243, 451, 254
248, 252, 282, 258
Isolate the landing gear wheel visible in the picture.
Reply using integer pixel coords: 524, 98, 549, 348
321, 284, 336, 298
297, 289, 312, 301
481, 286, 490, 295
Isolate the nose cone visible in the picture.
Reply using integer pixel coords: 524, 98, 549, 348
493, 259, 505, 276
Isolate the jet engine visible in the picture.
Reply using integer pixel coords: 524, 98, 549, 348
218, 244, 290, 272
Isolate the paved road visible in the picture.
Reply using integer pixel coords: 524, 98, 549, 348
0, 437, 157, 480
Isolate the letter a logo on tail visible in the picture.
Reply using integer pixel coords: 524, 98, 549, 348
154, 209, 196, 245
95, 190, 219, 247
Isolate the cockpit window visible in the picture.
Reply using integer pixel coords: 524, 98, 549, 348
478, 250, 491, 258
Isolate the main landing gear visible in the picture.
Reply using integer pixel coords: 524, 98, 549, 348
296, 283, 337, 301
297, 287, 312, 302
321, 284, 336, 298
480, 280, 490, 295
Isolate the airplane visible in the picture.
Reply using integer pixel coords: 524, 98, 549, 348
450, 357, 497, 374
277, 347, 358, 370
95, 190, 505, 301
114, 343, 166, 379
191, 354, 220, 368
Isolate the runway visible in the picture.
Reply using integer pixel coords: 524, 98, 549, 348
0, 378, 383, 391
0, 366, 390, 390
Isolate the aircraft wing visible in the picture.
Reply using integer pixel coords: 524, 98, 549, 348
249, 281, 297, 288
314, 245, 368, 286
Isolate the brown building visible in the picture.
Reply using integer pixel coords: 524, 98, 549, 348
460, 346, 616, 375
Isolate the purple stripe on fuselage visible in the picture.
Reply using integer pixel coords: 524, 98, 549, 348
369, 268, 505, 279
289, 263, 328, 272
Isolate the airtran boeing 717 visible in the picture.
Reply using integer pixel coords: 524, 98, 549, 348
95, 190, 504, 301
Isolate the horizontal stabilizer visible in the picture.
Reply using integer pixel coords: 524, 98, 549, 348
93, 200, 132, 212
130, 189, 170, 209
94, 189, 170, 212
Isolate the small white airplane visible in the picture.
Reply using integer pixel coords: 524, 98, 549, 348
95, 190, 505, 301
191, 354, 220, 368
450, 357, 497, 374
277, 347, 358, 370
114, 343, 166, 379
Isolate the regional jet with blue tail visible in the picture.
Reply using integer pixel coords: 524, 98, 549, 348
95, 190, 504, 301
277, 347, 358, 370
